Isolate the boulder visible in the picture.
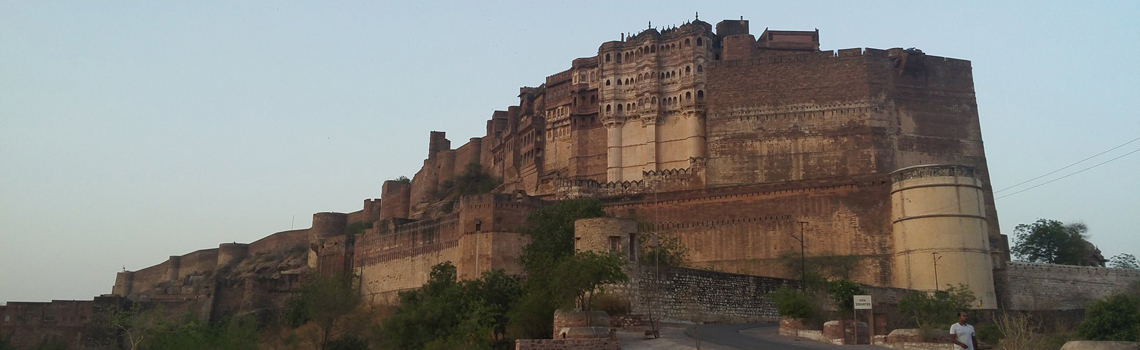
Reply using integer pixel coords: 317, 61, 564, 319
1061, 341, 1140, 350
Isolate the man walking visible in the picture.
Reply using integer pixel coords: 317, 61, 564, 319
950, 310, 977, 350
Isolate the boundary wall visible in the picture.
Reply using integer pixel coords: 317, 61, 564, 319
995, 262, 1140, 310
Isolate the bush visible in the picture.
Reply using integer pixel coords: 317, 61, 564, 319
976, 323, 1002, 346
772, 287, 815, 320
1077, 293, 1140, 341
826, 279, 866, 315
898, 284, 975, 330
591, 292, 630, 316
994, 313, 1047, 350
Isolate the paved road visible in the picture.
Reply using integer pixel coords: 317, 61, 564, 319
684, 323, 889, 350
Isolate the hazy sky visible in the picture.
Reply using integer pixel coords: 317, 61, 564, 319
2, 1, 1138, 304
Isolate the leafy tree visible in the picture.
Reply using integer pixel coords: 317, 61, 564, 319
553, 251, 629, 316
293, 272, 361, 350
1012, 219, 1093, 265
102, 303, 164, 350
508, 199, 607, 339
518, 198, 607, 275
146, 315, 259, 350
382, 263, 522, 350
1109, 253, 1140, 269
1077, 293, 1140, 341
394, 176, 411, 184
826, 279, 866, 315
899, 284, 976, 330
771, 286, 816, 320
325, 335, 369, 350
638, 230, 688, 267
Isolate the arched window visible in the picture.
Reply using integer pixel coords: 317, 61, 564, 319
616, 79, 622, 86
651, 45, 656, 53
652, 97, 657, 104
685, 66, 691, 74
686, 91, 692, 100
697, 65, 703, 73
697, 90, 704, 100
625, 52, 630, 61
671, 71, 676, 78
605, 53, 611, 62
633, 102, 637, 110
606, 105, 611, 112
606, 80, 611, 86
617, 104, 623, 112
697, 38, 703, 46
659, 72, 665, 79
685, 38, 691, 47
671, 43, 675, 50
626, 103, 631, 111
616, 54, 621, 63
591, 95, 597, 103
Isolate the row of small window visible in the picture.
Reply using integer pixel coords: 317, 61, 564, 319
604, 90, 705, 113
606, 65, 703, 86
605, 37, 705, 63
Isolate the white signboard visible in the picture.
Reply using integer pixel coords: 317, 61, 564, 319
854, 295, 872, 310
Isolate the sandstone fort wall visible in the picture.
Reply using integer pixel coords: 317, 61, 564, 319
605, 175, 894, 286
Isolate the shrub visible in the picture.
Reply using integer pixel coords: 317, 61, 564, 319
898, 284, 975, 330
994, 313, 1047, 350
772, 287, 815, 320
976, 323, 1002, 346
591, 292, 631, 316
826, 279, 866, 315
1077, 293, 1140, 341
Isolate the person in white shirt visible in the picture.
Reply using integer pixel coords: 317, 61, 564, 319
949, 310, 977, 350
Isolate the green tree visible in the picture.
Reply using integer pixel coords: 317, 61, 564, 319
1109, 253, 1140, 269
518, 198, 607, 275
1012, 219, 1092, 265
553, 251, 629, 315
826, 279, 866, 315
638, 230, 688, 267
393, 176, 411, 184
771, 287, 815, 320
103, 303, 164, 350
382, 263, 522, 350
294, 272, 361, 350
1077, 293, 1140, 341
898, 284, 976, 330
509, 198, 608, 339
146, 314, 259, 350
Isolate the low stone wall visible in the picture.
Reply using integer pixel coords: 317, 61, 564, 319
996, 262, 1140, 310
616, 265, 796, 323
514, 338, 621, 350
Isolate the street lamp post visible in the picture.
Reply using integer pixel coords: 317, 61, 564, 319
789, 221, 808, 289
932, 252, 943, 291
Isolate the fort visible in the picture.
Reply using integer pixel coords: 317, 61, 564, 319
4, 16, 1139, 349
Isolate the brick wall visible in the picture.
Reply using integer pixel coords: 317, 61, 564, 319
995, 262, 1140, 310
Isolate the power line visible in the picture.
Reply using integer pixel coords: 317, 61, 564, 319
996, 147, 1140, 200
995, 136, 1140, 194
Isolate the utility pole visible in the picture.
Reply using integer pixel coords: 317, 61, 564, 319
789, 221, 808, 290
932, 252, 943, 291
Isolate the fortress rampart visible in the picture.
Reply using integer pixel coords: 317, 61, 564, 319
15, 16, 1122, 349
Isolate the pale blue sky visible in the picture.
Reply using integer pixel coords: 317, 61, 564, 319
2, 1, 1138, 303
